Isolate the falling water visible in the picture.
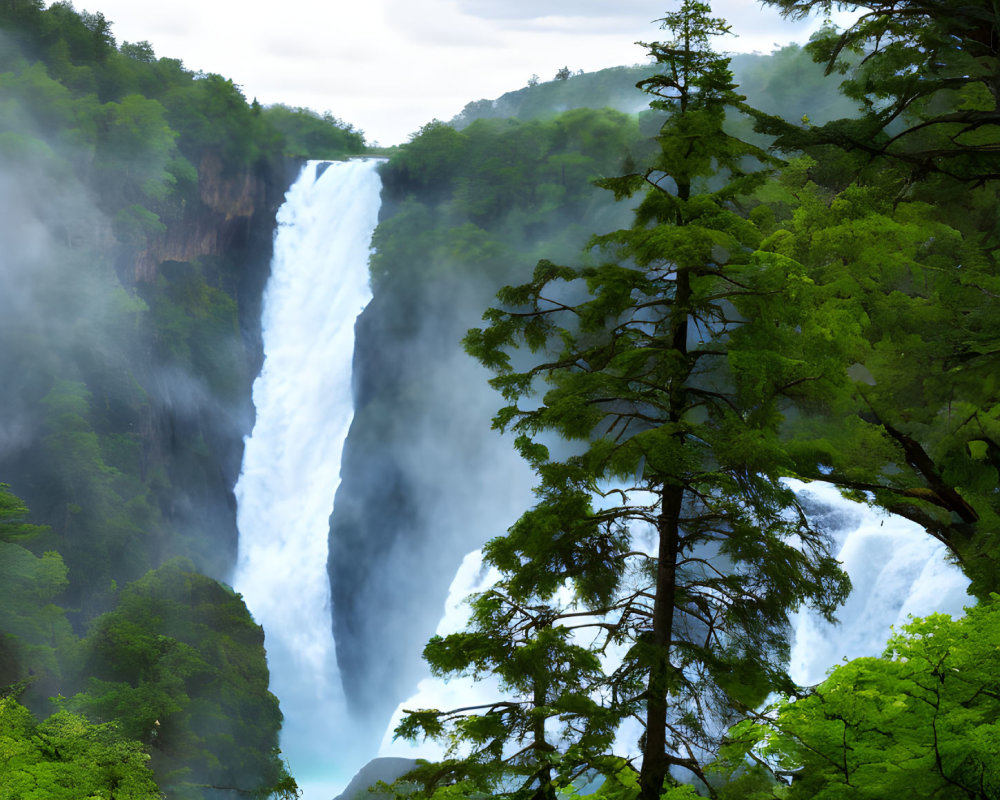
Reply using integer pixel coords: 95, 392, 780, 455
382, 484, 974, 763
788, 480, 971, 685
234, 158, 383, 798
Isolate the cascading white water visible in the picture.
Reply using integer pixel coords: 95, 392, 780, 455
787, 481, 971, 685
381, 485, 974, 762
233, 158, 383, 799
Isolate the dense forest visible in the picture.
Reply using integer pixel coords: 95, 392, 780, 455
346, 2, 1000, 800
0, 0, 363, 796
2, 0, 1000, 799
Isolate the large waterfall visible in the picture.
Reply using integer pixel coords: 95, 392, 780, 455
233, 159, 383, 799
231, 156, 973, 797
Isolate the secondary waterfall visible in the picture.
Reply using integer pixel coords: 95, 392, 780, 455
788, 481, 971, 685
233, 158, 382, 799
382, 484, 973, 761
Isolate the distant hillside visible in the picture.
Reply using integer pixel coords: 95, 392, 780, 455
450, 46, 857, 129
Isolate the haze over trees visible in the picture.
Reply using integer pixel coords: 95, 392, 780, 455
2, 0, 1000, 798
375, 1, 1000, 799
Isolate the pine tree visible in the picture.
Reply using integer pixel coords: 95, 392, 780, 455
396, 576, 619, 799
757, 0, 1000, 183
399, 4, 850, 800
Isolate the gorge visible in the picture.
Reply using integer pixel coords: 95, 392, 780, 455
1, 2, 996, 797
237, 157, 971, 798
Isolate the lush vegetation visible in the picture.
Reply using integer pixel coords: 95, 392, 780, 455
0, 695, 161, 799
0, 0, 368, 796
68, 558, 298, 798
450, 47, 855, 131
350, 2, 1000, 799
719, 601, 1000, 798
262, 105, 366, 160
5, 0, 1000, 798
0, 483, 297, 798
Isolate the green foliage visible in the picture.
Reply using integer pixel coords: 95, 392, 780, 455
262, 104, 365, 158
0, 0, 363, 253
37, 380, 152, 615
374, 108, 638, 291
69, 559, 294, 799
757, 1, 1000, 183
720, 600, 1000, 799
0, 486, 73, 702
396, 580, 619, 797
0, 484, 48, 544
451, 65, 650, 129
95, 94, 179, 206
746, 164, 1000, 596
451, 46, 855, 136
162, 73, 275, 167
145, 259, 246, 401
0, 696, 162, 799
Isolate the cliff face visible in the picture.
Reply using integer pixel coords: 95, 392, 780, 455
132, 153, 279, 285
328, 203, 536, 723
0, 151, 299, 618
129, 153, 301, 583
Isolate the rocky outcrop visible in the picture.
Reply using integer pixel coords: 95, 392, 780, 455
131, 153, 298, 285
332, 758, 417, 800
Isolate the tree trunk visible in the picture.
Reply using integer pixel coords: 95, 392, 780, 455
531, 673, 555, 800
639, 481, 683, 800
639, 209, 690, 800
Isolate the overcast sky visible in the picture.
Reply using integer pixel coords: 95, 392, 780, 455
79, 0, 847, 146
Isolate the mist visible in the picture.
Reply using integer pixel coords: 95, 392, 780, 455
0, 10, 299, 793
1, 5, 980, 795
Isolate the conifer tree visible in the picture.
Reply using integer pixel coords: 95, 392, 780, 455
758, 0, 1000, 183
396, 576, 619, 799
750, 1, 1000, 595
401, 4, 850, 799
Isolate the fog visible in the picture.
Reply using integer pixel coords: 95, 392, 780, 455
0, 52, 268, 608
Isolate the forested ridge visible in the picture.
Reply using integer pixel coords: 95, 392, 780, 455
0, 0, 364, 796
3, 0, 1000, 798
346, 2, 1000, 799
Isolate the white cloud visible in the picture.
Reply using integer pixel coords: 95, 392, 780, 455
456, 0, 657, 21
78, 0, 852, 166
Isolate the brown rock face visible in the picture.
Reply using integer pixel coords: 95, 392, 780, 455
132, 152, 272, 283
198, 151, 266, 218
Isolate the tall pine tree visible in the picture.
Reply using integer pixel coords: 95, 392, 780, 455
400, 4, 850, 799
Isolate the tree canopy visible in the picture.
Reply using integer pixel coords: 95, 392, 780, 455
398, 5, 850, 799
757, 0, 1000, 183
0, 697, 162, 800
720, 600, 1000, 799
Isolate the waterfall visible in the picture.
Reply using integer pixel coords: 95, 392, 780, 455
380, 484, 973, 763
233, 158, 383, 799
787, 481, 971, 685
